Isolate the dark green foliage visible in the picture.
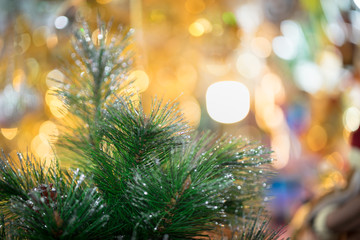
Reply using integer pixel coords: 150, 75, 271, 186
0, 19, 282, 239
114, 133, 272, 239
0, 153, 110, 240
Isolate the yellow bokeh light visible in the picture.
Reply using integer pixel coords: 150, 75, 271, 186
189, 22, 205, 37
343, 106, 360, 132
1, 128, 18, 140
39, 121, 59, 143
306, 125, 327, 151
49, 98, 68, 118
31, 135, 52, 158
46, 69, 64, 88
129, 70, 150, 93
196, 18, 212, 33
206, 81, 250, 124
250, 37, 272, 58
179, 96, 201, 127
45, 88, 58, 105
46, 89, 68, 118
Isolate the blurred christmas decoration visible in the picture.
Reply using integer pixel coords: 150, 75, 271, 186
1, 0, 360, 237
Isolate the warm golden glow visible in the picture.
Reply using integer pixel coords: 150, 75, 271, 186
1, 128, 18, 140
46, 89, 68, 118
179, 96, 201, 127
31, 135, 52, 158
46, 34, 58, 48
96, 0, 112, 4
185, 0, 205, 14
49, 98, 68, 118
175, 64, 197, 93
129, 70, 150, 93
39, 121, 59, 143
189, 22, 205, 37
46, 69, 64, 88
306, 125, 327, 151
150, 10, 166, 22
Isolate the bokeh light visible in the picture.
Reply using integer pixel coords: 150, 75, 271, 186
54, 16, 69, 30
129, 70, 150, 93
343, 106, 360, 132
1, 128, 18, 140
206, 81, 250, 124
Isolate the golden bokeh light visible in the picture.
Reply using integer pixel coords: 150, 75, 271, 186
179, 96, 201, 127
306, 125, 328, 152
1, 128, 18, 140
46, 69, 64, 88
196, 18, 212, 33
39, 121, 59, 143
175, 64, 197, 93
189, 22, 205, 37
46, 89, 68, 118
129, 70, 150, 93
31, 135, 53, 159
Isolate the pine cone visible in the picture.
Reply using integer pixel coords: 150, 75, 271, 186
27, 183, 57, 210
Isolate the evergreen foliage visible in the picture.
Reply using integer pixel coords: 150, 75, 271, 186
0, 19, 284, 239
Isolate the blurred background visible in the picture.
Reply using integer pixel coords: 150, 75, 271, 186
0, 0, 359, 235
